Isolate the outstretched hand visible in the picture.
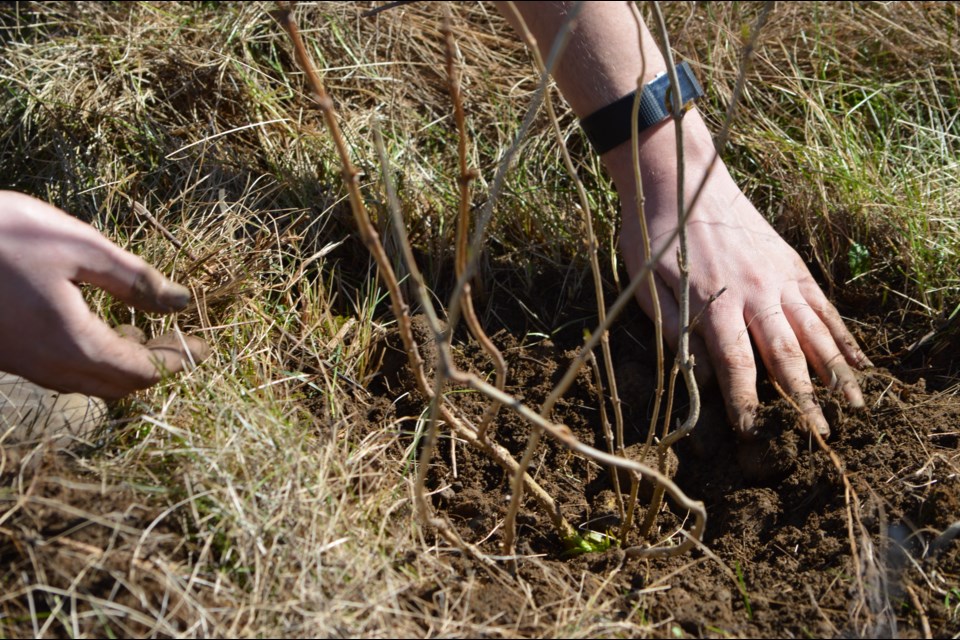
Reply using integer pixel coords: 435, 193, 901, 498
612, 124, 871, 438
0, 191, 210, 399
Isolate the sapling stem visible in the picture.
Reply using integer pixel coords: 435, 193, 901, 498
282, 0, 709, 560
500, 0, 631, 556
622, 1, 660, 542
650, 0, 699, 450
442, 8, 507, 441
444, 1, 580, 341
278, 2, 576, 562
636, 0, 772, 543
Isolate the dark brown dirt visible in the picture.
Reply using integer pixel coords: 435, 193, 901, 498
3, 280, 958, 639
2, 293, 957, 639
381, 291, 960, 638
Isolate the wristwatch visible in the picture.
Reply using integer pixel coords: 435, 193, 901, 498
579, 61, 705, 155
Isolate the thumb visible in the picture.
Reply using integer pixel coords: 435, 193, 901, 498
144, 331, 212, 372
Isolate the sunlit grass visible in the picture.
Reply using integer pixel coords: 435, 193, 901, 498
1, 1, 958, 637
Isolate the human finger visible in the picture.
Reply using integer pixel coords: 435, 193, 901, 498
116, 324, 211, 375
69, 323, 207, 399
31, 292, 209, 399
145, 331, 211, 373
74, 236, 192, 314
782, 286, 864, 409
115, 324, 147, 344
9, 193, 192, 314
700, 301, 759, 438
798, 280, 873, 369
746, 301, 830, 437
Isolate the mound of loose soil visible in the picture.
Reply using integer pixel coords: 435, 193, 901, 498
378, 291, 960, 637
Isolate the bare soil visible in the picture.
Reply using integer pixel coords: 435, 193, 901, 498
3, 266, 958, 638
374, 268, 960, 638
1, 2, 957, 636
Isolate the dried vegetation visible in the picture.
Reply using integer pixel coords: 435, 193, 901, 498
1, 2, 958, 638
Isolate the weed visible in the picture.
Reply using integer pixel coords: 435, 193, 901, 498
562, 529, 619, 557
946, 588, 960, 622
848, 241, 870, 279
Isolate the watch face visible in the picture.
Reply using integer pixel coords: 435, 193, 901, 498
655, 62, 704, 118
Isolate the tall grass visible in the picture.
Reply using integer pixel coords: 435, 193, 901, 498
1, 2, 958, 637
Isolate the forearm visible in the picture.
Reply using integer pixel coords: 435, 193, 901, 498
495, 1, 716, 195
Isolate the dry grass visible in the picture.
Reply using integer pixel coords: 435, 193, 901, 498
1, 1, 958, 637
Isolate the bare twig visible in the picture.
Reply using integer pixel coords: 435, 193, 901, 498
360, 1, 416, 19
444, 0, 581, 344
621, 2, 662, 541
588, 350, 624, 516
499, 0, 632, 557
281, 0, 705, 562
442, 8, 506, 440
447, 363, 705, 558
278, 3, 585, 559
635, 1, 771, 542
650, 0, 699, 450
906, 584, 933, 640
278, 4, 495, 570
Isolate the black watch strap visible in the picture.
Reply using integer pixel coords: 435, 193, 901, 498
579, 61, 705, 155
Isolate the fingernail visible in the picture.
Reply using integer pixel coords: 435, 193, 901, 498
158, 281, 191, 311
811, 415, 830, 439
132, 271, 191, 312
737, 409, 758, 440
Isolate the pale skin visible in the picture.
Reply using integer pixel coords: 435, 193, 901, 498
0, 190, 209, 400
500, 1, 871, 438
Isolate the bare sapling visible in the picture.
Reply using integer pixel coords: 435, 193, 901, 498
280, 0, 708, 562
500, 0, 630, 550
635, 0, 773, 541
277, 1, 579, 556
442, 7, 507, 441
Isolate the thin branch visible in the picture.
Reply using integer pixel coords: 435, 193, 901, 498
278, 4, 500, 571
444, 0, 583, 344
443, 7, 506, 440
448, 363, 706, 558
650, 0, 699, 449
494, 0, 588, 561
622, 1, 661, 541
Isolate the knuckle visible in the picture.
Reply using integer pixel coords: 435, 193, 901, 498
797, 312, 830, 339
766, 334, 804, 364
720, 346, 755, 374
791, 390, 818, 410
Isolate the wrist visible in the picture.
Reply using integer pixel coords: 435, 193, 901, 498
603, 107, 719, 200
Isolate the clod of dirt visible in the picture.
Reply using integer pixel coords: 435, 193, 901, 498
736, 404, 801, 485
615, 442, 680, 502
